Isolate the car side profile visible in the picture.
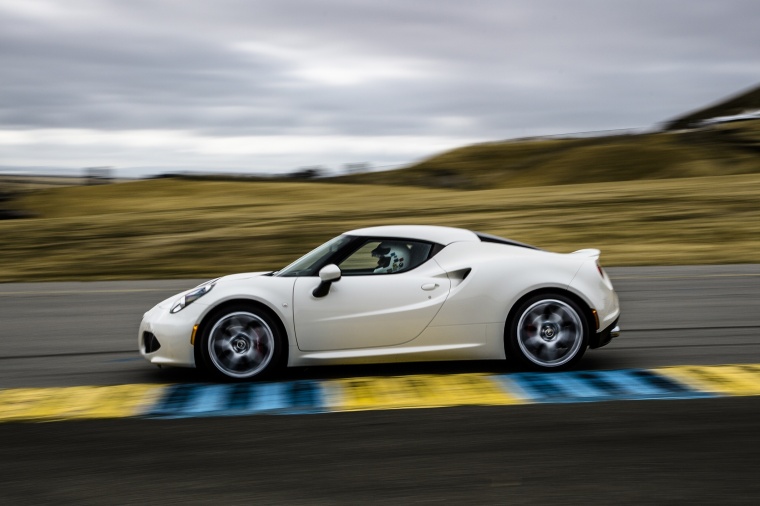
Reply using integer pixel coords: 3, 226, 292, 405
139, 225, 620, 379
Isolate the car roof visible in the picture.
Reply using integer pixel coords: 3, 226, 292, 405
346, 225, 480, 245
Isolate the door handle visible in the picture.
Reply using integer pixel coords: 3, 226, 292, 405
421, 283, 439, 291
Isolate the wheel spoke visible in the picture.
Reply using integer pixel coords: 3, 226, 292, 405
227, 316, 244, 329
523, 335, 543, 351
538, 342, 557, 361
243, 347, 262, 364
540, 304, 552, 316
214, 336, 232, 351
557, 327, 576, 345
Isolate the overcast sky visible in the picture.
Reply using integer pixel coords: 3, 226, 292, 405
1, 0, 759, 176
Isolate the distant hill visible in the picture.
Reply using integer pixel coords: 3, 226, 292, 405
664, 83, 760, 131
327, 82, 760, 190
330, 119, 760, 190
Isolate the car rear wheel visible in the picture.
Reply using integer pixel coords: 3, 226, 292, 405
197, 304, 284, 380
508, 294, 589, 370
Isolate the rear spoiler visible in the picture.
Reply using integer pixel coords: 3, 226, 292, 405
570, 248, 601, 259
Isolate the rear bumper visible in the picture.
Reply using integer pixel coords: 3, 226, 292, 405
589, 318, 620, 349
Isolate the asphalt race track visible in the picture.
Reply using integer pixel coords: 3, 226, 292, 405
1, 265, 760, 504
2, 264, 760, 388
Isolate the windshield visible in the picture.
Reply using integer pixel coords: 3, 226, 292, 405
275, 235, 352, 277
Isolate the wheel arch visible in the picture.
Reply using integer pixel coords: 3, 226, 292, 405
504, 287, 596, 336
194, 298, 289, 366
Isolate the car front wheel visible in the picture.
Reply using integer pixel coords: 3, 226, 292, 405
508, 294, 589, 370
197, 304, 284, 380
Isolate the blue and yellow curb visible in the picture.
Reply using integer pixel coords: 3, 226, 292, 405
2, 364, 760, 423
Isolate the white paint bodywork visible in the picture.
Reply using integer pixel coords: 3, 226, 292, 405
293, 260, 451, 351
139, 225, 621, 370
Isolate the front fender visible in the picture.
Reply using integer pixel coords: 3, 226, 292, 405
191, 276, 298, 346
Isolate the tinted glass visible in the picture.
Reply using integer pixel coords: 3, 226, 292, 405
339, 239, 433, 275
276, 235, 352, 277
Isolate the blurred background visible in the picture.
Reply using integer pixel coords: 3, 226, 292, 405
3, 3, 760, 505
2, 0, 760, 281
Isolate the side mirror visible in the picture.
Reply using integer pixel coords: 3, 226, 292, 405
319, 264, 342, 282
313, 264, 341, 297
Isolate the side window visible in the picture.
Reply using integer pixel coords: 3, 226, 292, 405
338, 239, 433, 275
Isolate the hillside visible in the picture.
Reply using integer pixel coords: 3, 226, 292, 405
665, 83, 760, 131
2, 173, 760, 281
331, 120, 760, 190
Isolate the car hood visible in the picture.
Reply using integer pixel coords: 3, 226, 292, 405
216, 271, 272, 283
154, 271, 272, 310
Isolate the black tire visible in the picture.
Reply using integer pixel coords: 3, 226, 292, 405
507, 293, 589, 370
196, 303, 285, 380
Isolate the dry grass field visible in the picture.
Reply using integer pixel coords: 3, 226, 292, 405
1, 173, 759, 281
334, 123, 760, 190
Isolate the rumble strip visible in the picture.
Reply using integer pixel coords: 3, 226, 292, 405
2, 365, 760, 422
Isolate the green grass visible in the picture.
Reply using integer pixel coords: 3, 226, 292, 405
2, 173, 760, 281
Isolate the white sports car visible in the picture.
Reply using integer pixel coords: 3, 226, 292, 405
139, 225, 620, 379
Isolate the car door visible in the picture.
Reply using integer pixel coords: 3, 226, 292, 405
292, 239, 451, 351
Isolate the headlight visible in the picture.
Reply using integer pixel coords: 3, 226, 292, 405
170, 279, 218, 314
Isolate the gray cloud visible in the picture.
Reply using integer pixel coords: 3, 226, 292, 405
1, 0, 759, 173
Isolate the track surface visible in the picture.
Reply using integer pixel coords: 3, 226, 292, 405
1, 265, 760, 504
1, 265, 759, 388
1, 400, 759, 505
